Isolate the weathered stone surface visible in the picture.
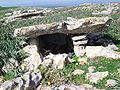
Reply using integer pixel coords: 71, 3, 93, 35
14, 17, 111, 38
105, 79, 118, 87
38, 84, 105, 90
56, 84, 98, 90
88, 66, 96, 73
72, 35, 87, 41
86, 46, 120, 59
21, 45, 43, 72
74, 46, 86, 57
86, 71, 109, 84
39, 85, 52, 90
0, 72, 42, 90
12, 11, 44, 19
42, 53, 70, 69
73, 40, 88, 46
72, 69, 85, 75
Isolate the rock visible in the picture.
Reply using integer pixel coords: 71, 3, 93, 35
57, 84, 95, 90
106, 42, 119, 50
14, 17, 111, 38
74, 46, 86, 57
21, 53, 42, 72
3, 9, 53, 23
42, 54, 70, 69
72, 69, 85, 75
0, 80, 15, 90
86, 46, 120, 59
0, 72, 42, 90
21, 45, 43, 72
5, 13, 12, 16
86, 71, 109, 84
88, 66, 96, 73
72, 35, 87, 41
2, 58, 18, 73
73, 40, 88, 46
105, 79, 118, 87
40, 85, 52, 90
22, 45, 38, 55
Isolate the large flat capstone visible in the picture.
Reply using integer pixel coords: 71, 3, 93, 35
14, 17, 111, 38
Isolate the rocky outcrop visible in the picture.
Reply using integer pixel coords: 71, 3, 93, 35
0, 71, 42, 90
3, 9, 52, 23
14, 17, 111, 38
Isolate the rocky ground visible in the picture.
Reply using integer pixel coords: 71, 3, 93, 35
0, 2, 120, 90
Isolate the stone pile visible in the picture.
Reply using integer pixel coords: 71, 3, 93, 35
72, 35, 88, 57
2, 9, 52, 23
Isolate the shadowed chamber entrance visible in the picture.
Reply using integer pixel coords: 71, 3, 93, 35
38, 33, 74, 56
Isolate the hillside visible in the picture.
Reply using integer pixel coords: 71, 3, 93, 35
0, 3, 120, 90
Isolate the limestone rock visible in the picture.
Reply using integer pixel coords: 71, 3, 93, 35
42, 54, 70, 69
0, 72, 42, 90
72, 69, 85, 75
88, 66, 96, 73
73, 40, 88, 46
74, 46, 86, 57
57, 84, 94, 90
22, 45, 38, 55
72, 35, 87, 41
14, 17, 111, 38
86, 71, 109, 84
86, 46, 120, 59
21, 45, 43, 72
105, 79, 118, 87
40, 85, 52, 90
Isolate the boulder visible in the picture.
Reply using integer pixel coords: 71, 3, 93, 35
86, 46, 120, 59
21, 45, 43, 72
88, 66, 96, 73
57, 84, 97, 90
86, 71, 109, 84
105, 79, 118, 87
42, 54, 70, 69
14, 17, 111, 38
0, 72, 42, 90
72, 69, 85, 75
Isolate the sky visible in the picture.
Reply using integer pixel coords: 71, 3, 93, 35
0, 0, 120, 7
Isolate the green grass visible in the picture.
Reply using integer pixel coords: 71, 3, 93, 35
0, 6, 17, 19
0, 3, 120, 89
39, 56, 120, 89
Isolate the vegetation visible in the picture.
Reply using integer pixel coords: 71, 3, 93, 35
0, 23, 27, 79
0, 4, 120, 89
39, 57, 120, 89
